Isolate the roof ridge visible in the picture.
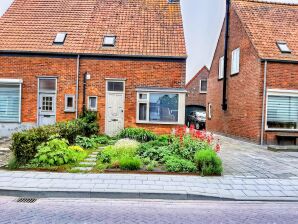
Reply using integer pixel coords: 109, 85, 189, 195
186, 66, 209, 87
233, 0, 298, 6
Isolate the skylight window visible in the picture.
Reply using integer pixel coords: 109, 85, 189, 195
277, 41, 291, 53
53, 32, 67, 44
103, 35, 116, 47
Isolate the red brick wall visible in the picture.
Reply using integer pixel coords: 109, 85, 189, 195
264, 62, 298, 144
186, 67, 209, 107
206, 6, 263, 143
0, 55, 186, 135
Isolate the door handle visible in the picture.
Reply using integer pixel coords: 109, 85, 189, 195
112, 119, 118, 121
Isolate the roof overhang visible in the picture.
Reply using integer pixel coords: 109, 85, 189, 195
261, 58, 298, 64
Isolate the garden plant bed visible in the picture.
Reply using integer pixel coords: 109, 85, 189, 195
6, 112, 223, 176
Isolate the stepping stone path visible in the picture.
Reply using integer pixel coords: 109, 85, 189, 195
71, 147, 105, 172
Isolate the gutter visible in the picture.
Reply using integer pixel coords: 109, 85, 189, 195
222, 0, 230, 111
260, 60, 268, 145
0, 50, 187, 60
260, 58, 298, 64
75, 55, 80, 119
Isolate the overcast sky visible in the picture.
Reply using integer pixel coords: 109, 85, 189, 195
1, 0, 297, 82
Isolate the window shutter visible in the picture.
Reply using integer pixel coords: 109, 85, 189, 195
218, 56, 224, 79
231, 48, 240, 75
0, 85, 21, 122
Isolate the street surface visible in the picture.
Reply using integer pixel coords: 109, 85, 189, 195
0, 197, 298, 224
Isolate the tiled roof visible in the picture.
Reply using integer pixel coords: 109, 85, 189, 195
233, 0, 298, 61
185, 66, 209, 88
0, 0, 186, 58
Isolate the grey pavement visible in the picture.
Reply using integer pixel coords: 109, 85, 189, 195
218, 135, 298, 179
0, 170, 298, 201
1, 197, 298, 224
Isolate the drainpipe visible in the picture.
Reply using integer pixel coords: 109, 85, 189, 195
222, 0, 230, 111
261, 60, 268, 145
75, 55, 80, 119
82, 72, 87, 115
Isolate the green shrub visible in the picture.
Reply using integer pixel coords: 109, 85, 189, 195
78, 111, 99, 137
194, 149, 223, 176
7, 156, 19, 170
164, 156, 197, 173
138, 144, 172, 162
75, 136, 97, 149
119, 128, 157, 142
30, 139, 87, 167
91, 135, 111, 145
146, 160, 158, 171
119, 157, 142, 170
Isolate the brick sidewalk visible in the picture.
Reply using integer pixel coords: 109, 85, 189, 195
0, 171, 298, 201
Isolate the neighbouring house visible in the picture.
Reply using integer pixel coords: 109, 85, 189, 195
185, 66, 209, 117
0, 0, 187, 137
207, 0, 298, 145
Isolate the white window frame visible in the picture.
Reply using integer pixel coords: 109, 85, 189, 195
199, 79, 207, 94
0, 79, 22, 123
218, 56, 224, 79
64, 94, 75, 112
88, 96, 98, 111
265, 89, 298, 132
231, 48, 240, 75
136, 91, 185, 125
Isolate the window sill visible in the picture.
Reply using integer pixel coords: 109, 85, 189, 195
231, 72, 239, 76
64, 110, 76, 113
200, 91, 207, 94
265, 128, 298, 132
136, 121, 182, 125
218, 78, 223, 81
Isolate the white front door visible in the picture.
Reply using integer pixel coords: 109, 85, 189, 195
38, 93, 56, 126
105, 81, 125, 136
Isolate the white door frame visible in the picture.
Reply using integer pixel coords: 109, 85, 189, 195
37, 77, 57, 126
105, 79, 125, 136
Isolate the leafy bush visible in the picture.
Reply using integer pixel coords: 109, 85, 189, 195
119, 128, 157, 142
138, 144, 172, 162
75, 136, 97, 149
164, 156, 197, 173
68, 145, 85, 152
146, 160, 158, 171
194, 149, 223, 176
11, 113, 99, 164
119, 157, 142, 170
91, 135, 111, 145
31, 139, 87, 167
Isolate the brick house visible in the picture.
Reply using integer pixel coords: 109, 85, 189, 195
206, 0, 298, 145
0, 0, 187, 137
185, 66, 209, 113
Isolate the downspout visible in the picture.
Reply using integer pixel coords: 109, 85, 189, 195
75, 55, 80, 119
261, 60, 268, 145
222, 0, 230, 111
82, 72, 87, 115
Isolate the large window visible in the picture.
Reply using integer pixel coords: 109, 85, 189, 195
266, 90, 298, 130
0, 80, 22, 123
137, 92, 184, 124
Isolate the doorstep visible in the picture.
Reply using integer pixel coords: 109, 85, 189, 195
267, 145, 298, 152
0, 171, 298, 201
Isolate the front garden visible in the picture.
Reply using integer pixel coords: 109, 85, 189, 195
7, 112, 223, 176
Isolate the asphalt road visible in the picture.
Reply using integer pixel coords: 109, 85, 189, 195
1, 197, 298, 224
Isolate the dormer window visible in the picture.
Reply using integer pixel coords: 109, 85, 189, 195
53, 32, 67, 44
277, 41, 291, 53
103, 35, 116, 47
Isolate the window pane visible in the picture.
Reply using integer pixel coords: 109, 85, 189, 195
108, 82, 124, 92
0, 85, 20, 122
149, 93, 178, 122
200, 80, 207, 92
267, 95, 298, 129
39, 79, 56, 92
139, 94, 147, 100
139, 103, 147, 121
89, 97, 97, 109
67, 97, 73, 108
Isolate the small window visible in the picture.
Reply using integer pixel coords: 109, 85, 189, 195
88, 96, 98, 111
200, 80, 207, 93
277, 41, 291, 53
53, 32, 67, 44
139, 93, 147, 100
103, 35, 116, 47
39, 79, 56, 92
218, 56, 224, 79
107, 81, 124, 92
231, 48, 240, 75
65, 95, 75, 112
